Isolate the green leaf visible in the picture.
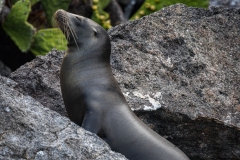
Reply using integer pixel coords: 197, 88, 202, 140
91, 0, 111, 29
41, 0, 71, 25
131, 0, 208, 20
3, 0, 35, 52
10, 0, 20, 5
98, 0, 110, 9
30, 0, 40, 5
30, 28, 67, 55
11, 0, 39, 5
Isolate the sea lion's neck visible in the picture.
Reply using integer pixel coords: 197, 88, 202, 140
62, 45, 114, 87
65, 48, 110, 65
65, 45, 111, 71
67, 39, 111, 64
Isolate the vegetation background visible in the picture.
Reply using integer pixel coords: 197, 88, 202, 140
0, 0, 208, 71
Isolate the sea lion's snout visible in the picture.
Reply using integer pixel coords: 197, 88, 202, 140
54, 9, 65, 17
54, 9, 68, 29
53, 9, 75, 43
54, 9, 87, 49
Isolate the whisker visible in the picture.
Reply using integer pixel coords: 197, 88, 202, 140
67, 22, 80, 50
69, 24, 78, 40
68, 23, 78, 42
54, 10, 80, 50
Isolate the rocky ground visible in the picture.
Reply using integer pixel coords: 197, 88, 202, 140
0, 4, 240, 160
210, 0, 240, 8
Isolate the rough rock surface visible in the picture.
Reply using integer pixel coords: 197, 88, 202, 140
108, 4, 240, 127
8, 4, 240, 160
0, 75, 127, 159
210, 0, 240, 8
10, 50, 67, 117
108, 4, 240, 159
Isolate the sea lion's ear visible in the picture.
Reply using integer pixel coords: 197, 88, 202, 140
76, 16, 82, 22
93, 28, 98, 37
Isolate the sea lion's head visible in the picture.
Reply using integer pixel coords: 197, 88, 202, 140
54, 9, 110, 51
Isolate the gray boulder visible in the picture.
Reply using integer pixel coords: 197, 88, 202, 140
109, 4, 240, 159
10, 50, 67, 117
210, 0, 240, 8
7, 4, 240, 160
0, 75, 127, 159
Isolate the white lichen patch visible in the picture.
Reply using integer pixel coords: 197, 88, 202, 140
132, 91, 162, 111
132, 91, 146, 99
123, 92, 130, 97
148, 95, 161, 110
5, 107, 10, 112
143, 105, 153, 110
224, 112, 232, 125
159, 55, 173, 68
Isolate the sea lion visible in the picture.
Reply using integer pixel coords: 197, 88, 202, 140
54, 9, 189, 160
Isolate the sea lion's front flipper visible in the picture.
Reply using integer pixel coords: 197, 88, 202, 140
81, 110, 102, 135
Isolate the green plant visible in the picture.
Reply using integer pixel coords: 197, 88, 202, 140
3, 0, 35, 52
2, 0, 113, 55
131, 0, 208, 20
91, 0, 111, 29
2, 0, 209, 56
2, 0, 68, 55
41, 0, 71, 24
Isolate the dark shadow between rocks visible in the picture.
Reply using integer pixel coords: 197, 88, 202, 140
135, 108, 240, 160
